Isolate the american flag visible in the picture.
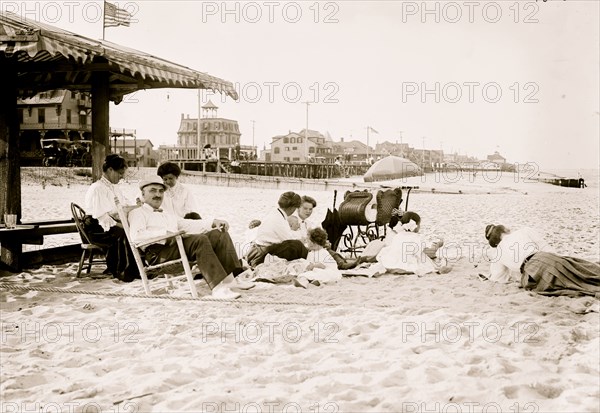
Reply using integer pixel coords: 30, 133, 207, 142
368, 126, 379, 134
104, 1, 132, 28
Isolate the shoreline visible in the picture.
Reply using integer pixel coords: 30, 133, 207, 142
19, 167, 599, 196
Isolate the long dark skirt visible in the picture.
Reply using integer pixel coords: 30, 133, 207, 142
521, 251, 600, 296
86, 226, 140, 282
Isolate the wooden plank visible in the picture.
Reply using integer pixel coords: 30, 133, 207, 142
17, 236, 44, 245
21, 244, 82, 268
22, 218, 74, 226
0, 224, 77, 242
35, 223, 78, 236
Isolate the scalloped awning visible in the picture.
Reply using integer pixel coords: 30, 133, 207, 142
0, 11, 238, 102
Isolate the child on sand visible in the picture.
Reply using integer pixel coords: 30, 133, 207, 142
326, 211, 450, 275
287, 215, 301, 231
388, 210, 444, 260
375, 211, 449, 276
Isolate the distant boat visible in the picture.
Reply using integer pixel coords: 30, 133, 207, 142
537, 176, 586, 188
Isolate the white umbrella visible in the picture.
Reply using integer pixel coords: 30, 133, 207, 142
363, 156, 422, 183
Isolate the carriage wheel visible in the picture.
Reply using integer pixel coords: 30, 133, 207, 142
350, 226, 372, 257
365, 223, 380, 241
341, 227, 355, 253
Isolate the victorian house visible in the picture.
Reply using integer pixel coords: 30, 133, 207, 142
159, 101, 247, 163
17, 89, 91, 163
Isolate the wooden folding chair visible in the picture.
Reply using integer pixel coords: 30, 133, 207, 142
70, 203, 108, 277
114, 198, 198, 298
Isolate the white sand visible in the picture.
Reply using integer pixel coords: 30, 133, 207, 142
1, 169, 599, 412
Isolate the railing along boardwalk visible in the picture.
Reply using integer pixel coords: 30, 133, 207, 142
179, 160, 371, 180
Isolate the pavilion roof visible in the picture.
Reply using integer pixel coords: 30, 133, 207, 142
0, 12, 238, 102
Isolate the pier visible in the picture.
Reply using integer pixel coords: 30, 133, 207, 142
180, 160, 371, 180
536, 177, 586, 188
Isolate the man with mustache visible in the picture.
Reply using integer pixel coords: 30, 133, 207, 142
128, 178, 253, 299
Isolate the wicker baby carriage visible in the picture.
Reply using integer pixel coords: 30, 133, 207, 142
337, 186, 416, 257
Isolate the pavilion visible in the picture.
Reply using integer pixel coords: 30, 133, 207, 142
0, 11, 238, 269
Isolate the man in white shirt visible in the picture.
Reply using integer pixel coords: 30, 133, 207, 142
84, 154, 139, 281
128, 178, 252, 299
157, 162, 200, 219
246, 191, 308, 268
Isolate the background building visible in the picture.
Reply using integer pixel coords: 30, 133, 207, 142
109, 137, 158, 167
17, 89, 92, 163
333, 138, 376, 164
487, 151, 507, 165
269, 129, 333, 163
159, 101, 251, 163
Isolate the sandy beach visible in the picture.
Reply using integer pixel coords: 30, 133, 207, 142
1, 168, 599, 413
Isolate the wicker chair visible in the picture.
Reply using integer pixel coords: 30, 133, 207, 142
70, 203, 107, 277
375, 188, 403, 226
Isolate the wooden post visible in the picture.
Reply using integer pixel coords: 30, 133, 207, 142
0, 65, 23, 270
91, 72, 110, 181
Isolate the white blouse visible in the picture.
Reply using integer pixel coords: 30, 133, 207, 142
84, 177, 127, 232
488, 227, 554, 283
292, 210, 315, 246
161, 181, 198, 218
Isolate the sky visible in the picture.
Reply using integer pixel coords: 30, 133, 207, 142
6, 0, 600, 169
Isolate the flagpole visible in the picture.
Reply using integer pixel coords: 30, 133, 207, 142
197, 88, 203, 161
302, 101, 310, 162
102, 0, 106, 41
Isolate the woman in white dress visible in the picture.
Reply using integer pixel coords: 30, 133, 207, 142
484, 224, 600, 296
156, 162, 201, 219
375, 212, 442, 276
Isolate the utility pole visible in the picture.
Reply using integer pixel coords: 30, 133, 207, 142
197, 89, 202, 160
251, 120, 255, 156
422, 136, 426, 171
438, 140, 443, 170
302, 102, 310, 162
398, 130, 404, 157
